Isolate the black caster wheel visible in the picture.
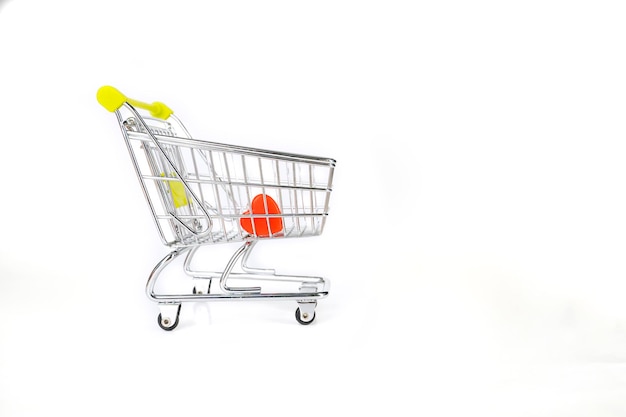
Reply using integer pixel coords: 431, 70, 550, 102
295, 307, 315, 325
192, 281, 210, 295
158, 305, 181, 331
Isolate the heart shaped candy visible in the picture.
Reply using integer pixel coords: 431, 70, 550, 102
240, 194, 283, 237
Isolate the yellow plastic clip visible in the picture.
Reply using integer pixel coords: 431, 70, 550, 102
161, 173, 189, 208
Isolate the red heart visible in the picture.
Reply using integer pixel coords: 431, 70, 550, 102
240, 194, 283, 237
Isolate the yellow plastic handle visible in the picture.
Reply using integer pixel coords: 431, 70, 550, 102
96, 85, 173, 120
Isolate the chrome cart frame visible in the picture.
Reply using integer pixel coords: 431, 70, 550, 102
97, 86, 335, 330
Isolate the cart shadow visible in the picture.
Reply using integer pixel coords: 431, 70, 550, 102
189, 301, 213, 326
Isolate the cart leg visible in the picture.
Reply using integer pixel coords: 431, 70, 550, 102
146, 247, 190, 331
219, 240, 262, 294
146, 247, 191, 302
240, 239, 275, 275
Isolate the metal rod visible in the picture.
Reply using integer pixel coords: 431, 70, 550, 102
126, 104, 213, 237
219, 240, 261, 294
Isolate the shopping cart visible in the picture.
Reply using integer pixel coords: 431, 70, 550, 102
96, 86, 336, 330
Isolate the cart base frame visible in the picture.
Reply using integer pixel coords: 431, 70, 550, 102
147, 239, 329, 330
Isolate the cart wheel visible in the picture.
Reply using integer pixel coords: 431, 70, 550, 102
295, 307, 315, 325
192, 287, 206, 295
158, 305, 181, 331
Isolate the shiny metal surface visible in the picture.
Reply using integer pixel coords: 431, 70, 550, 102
105, 100, 335, 329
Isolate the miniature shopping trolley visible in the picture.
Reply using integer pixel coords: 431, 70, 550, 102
97, 86, 335, 330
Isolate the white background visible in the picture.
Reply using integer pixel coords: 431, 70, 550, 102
1, 0, 626, 415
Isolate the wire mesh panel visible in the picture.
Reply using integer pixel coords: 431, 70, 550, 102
121, 114, 335, 247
